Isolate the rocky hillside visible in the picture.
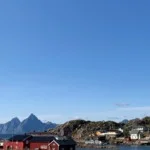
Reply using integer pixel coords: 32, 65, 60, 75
48, 117, 150, 140
123, 117, 150, 137
48, 119, 122, 140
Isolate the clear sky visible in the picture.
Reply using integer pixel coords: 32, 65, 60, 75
0, 0, 150, 123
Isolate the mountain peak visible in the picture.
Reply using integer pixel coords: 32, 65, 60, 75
0, 114, 57, 134
10, 117, 20, 123
120, 119, 128, 124
28, 114, 38, 120
29, 113, 36, 117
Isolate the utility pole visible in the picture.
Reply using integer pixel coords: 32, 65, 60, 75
12, 128, 14, 150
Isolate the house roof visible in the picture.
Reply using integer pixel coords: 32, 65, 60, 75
134, 126, 144, 128
29, 132, 54, 135
8, 134, 76, 145
30, 136, 55, 143
55, 139, 76, 146
130, 130, 140, 134
9, 135, 31, 142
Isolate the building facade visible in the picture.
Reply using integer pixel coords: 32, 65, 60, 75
3, 135, 32, 150
130, 130, 141, 140
3, 134, 76, 150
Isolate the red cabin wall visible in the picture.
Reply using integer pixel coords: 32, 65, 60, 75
3, 141, 24, 150
30, 142, 49, 150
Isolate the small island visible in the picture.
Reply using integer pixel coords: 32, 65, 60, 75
48, 117, 150, 147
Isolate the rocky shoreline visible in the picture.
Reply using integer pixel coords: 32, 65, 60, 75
76, 142, 150, 149
77, 143, 118, 149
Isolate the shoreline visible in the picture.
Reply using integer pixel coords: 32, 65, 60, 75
76, 143, 150, 149
77, 143, 118, 149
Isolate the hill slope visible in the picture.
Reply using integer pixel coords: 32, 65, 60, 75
48, 119, 121, 140
48, 117, 150, 140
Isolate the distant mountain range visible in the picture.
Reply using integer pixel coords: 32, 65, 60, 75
120, 119, 129, 124
0, 114, 57, 134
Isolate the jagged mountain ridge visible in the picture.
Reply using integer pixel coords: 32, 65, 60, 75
0, 114, 57, 134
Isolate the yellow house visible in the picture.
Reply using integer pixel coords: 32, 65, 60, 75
96, 131, 101, 136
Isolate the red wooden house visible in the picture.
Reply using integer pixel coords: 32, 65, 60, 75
3, 134, 32, 150
29, 136, 55, 150
4, 135, 76, 150
29, 136, 76, 150
48, 138, 76, 150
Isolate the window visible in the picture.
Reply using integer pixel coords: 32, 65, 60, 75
26, 140, 29, 144
41, 145, 47, 149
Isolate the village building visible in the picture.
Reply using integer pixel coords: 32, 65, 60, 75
130, 130, 141, 140
50, 138, 76, 150
3, 134, 76, 150
3, 134, 32, 150
29, 136, 55, 150
0, 139, 4, 150
118, 128, 124, 133
85, 139, 102, 145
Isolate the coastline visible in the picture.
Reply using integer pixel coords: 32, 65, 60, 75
77, 143, 118, 149
76, 142, 150, 149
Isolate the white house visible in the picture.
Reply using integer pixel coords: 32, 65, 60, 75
118, 128, 124, 133
85, 140, 102, 145
85, 140, 95, 144
130, 130, 141, 140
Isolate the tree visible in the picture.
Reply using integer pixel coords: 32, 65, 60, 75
123, 127, 130, 138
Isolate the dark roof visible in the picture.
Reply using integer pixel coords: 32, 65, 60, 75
130, 130, 140, 134
55, 139, 76, 146
9, 135, 31, 142
8, 134, 76, 145
30, 136, 55, 143
29, 132, 54, 136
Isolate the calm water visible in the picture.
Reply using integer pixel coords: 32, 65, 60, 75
78, 146, 150, 150
118, 146, 150, 150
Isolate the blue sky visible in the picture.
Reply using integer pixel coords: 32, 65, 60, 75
0, 0, 150, 123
